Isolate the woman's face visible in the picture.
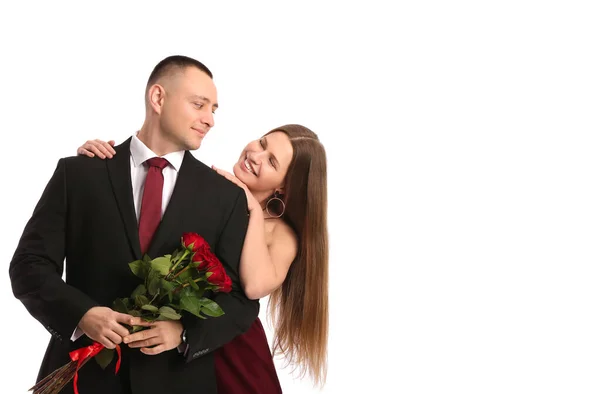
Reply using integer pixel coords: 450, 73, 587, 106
233, 131, 294, 198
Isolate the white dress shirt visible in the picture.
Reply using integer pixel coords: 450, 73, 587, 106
71, 134, 185, 343
129, 134, 184, 222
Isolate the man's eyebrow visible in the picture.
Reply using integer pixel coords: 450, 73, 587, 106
190, 95, 218, 109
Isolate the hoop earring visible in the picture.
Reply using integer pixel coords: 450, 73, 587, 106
266, 191, 285, 218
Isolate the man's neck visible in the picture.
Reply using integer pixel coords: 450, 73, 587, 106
137, 123, 182, 156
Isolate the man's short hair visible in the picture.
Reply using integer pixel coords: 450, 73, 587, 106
146, 55, 213, 89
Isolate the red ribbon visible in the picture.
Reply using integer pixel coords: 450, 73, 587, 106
69, 342, 121, 394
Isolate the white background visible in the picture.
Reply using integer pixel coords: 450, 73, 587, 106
1, 1, 599, 393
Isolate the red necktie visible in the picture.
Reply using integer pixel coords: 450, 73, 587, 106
138, 157, 169, 255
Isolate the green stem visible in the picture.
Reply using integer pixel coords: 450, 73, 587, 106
171, 261, 197, 280
149, 292, 160, 304
167, 249, 190, 278
173, 276, 204, 293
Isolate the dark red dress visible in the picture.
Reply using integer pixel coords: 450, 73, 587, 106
215, 318, 282, 393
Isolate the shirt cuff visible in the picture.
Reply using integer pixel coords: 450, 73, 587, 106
71, 326, 84, 342
177, 343, 189, 356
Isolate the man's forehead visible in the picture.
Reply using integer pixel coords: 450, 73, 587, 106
164, 67, 217, 100
178, 68, 216, 96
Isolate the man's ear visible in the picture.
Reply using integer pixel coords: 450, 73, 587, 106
148, 84, 166, 114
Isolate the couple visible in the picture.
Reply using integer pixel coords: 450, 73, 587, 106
9, 55, 328, 394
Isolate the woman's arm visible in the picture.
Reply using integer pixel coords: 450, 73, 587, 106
211, 166, 298, 300
240, 211, 297, 300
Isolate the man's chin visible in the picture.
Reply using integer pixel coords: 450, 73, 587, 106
186, 139, 203, 151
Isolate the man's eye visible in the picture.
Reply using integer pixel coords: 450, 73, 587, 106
194, 103, 203, 109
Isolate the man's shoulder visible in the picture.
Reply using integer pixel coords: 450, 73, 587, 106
61, 154, 112, 172
61, 139, 132, 173
185, 154, 244, 197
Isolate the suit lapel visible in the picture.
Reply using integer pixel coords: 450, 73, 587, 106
147, 151, 201, 257
106, 137, 142, 259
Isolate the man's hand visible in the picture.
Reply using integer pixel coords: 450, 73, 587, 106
78, 306, 133, 349
124, 319, 183, 356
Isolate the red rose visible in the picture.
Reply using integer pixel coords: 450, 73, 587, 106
192, 243, 220, 271
181, 233, 207, 252
206, 262, 232, 293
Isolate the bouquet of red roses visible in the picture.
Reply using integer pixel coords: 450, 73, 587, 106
29, 232, 232, 394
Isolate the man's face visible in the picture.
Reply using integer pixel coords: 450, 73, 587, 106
158, 67, 218, 151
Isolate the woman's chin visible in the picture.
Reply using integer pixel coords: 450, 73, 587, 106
233, 165, 243, 179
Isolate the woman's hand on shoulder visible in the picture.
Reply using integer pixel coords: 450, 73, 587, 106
77, 139, 116, 159
211, 166, 261, 213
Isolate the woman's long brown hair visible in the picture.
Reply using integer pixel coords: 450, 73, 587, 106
264, 124, 329, 387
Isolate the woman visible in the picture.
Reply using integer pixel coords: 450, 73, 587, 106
77, 124, 329, 393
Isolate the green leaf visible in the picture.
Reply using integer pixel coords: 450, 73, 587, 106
151, 256, 172, 275
129, 260, 146, 279
158, 306, 182, 320
141, 304, 159, 312
190, 260, 202, 269
131, 284, 147, 298
188, 278, 200, 290
130, 324, 146, 332
94, 348, 114, 370
147, 275, 161, 296
160, 279, 176, 292
197, 298, 214, 306
160, 279, 177, 302
129, 309, 142, 317
181, 286, 196, 298
112, 298, 129, 314
200, 300, 224, 317
194, 283, 207, 296
134, 295, 150, 308
176, 268, 193, 282
180, 295, 201, 318
173, 248, 186, 261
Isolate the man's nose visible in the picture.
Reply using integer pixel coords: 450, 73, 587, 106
200, 111, 214, 128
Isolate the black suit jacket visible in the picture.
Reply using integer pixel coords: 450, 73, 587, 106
9, 138, 259, 394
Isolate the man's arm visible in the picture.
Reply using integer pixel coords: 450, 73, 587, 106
183, 189, 260, 362
9, 159, 99, 341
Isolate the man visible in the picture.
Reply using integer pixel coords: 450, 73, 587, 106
9, 55, 259, 394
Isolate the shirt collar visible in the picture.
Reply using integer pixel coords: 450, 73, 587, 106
130, 133, 185, 172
